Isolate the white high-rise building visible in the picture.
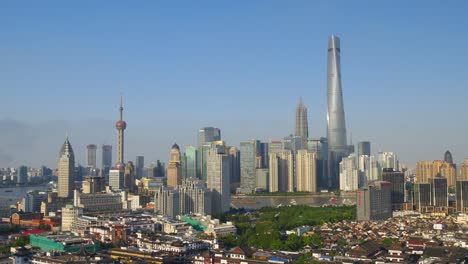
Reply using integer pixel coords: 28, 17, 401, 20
339, 153, 359, 191
269, 150, 294, 192
378, 152, 400, 171
358, 155, 381, 187
61, 204, 83, 232
206, 146, 231, 214
296, 150, 317, 192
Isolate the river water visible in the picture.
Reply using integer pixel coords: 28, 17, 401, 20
231, 195, 356, 210
0, 185, 51, 205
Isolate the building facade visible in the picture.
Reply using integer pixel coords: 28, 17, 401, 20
206, 145, 231, 214
357, 181, 392, 221
58, 138, 75, 198
295, 150, 317, 192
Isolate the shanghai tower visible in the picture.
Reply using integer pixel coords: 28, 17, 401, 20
327, 35, 349, 189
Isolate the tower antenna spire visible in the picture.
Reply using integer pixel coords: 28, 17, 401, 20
119, 93, 123, 121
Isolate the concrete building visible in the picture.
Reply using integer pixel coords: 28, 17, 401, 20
61, 204, 83, 232
460, 159, 468, 181
154, 187, 180, 218
101, 145, 112, 170
269, 150, 293, 192
339, 153, 358, 192
86, 144, 97, 169
357, 181, 392, 221
179, 177, 212, 215
357, 141, 371, 157
124, 161, 136, 191
240, 140, 260, 194
109, 169, 124, 190
308, 137, 328, 190
413, 183, 432, 211
358, 155, 380, 187
17, 165, 28, 184
255, 168, 269, 192
416, 160, 455, 185
22, 190, 47, 213
207, 144, 231, 214
228, 146, 240, 190
295, 150, 317, 192
135, 156, 144, 179
197, 127, 221, 179
378, 152, 400, 171
456, 180, 468, 213
430, 177, 448, 208
58, 138, 75, 198
167, 143, 182, 188
381, 168, 405, 209
74, 190, 123, 212
82, 176, 105, 194
295, 97, 309, 149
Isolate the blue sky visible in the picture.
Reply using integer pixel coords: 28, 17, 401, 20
1, 1, 467, 168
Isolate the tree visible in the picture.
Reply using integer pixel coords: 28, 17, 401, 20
303, 233, 323, 248
285, 234, 303, 251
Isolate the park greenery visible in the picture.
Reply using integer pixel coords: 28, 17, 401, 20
219, 205, 356, 251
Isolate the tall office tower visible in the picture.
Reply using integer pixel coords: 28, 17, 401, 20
180, 152, 187, 179
460, 159, 468, 181
197, 127, 221, 146
295, 97, 309, 149
240, 140, 260, 194
339, 153, 359, 192
413, 183, 432, 211
296, 150, 317, 192
357, 155, 380, 187
308, 137, 328, 190
255, 168, 269, 191
356, 181, 392, 221
135, 156, 144, 180
86, 144, 97, 168
179, 177, 212, 215
259, 142, 269, 168
108, 169, 124, 190
381, 168, 405, 210
167, 143, 182, 188
228, 147, 240, 189
283, 135, 303, 152
17, 165, 28, 184
327, 35, 350, 190
268, 140, 283, 154
185, 146, 197, 178
124, 161, 135, 191
416, 160, 455, 184
456, 180, 468, 213
115, 96, 127, 171
444, 150, 454, 165
154, 187, 180, 218
58, 138, 75, 198
207, 145, 231, 214
102, 145, 112, 168
101, 144, 112, 182
439, 162, 456, 186
377, 152, 400, 171
430, 177, 448, 208
357, 141, 371, 157
416, 160, 434, 183
268, 150, 294, 192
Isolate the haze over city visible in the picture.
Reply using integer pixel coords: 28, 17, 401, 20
1, 1, 467, 168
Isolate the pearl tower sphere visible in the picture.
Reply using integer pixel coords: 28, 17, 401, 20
116, 96, 126, 170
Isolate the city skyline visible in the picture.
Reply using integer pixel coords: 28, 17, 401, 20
1, 1, 468, 168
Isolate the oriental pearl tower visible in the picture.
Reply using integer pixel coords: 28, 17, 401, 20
115, 95, 126, 171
